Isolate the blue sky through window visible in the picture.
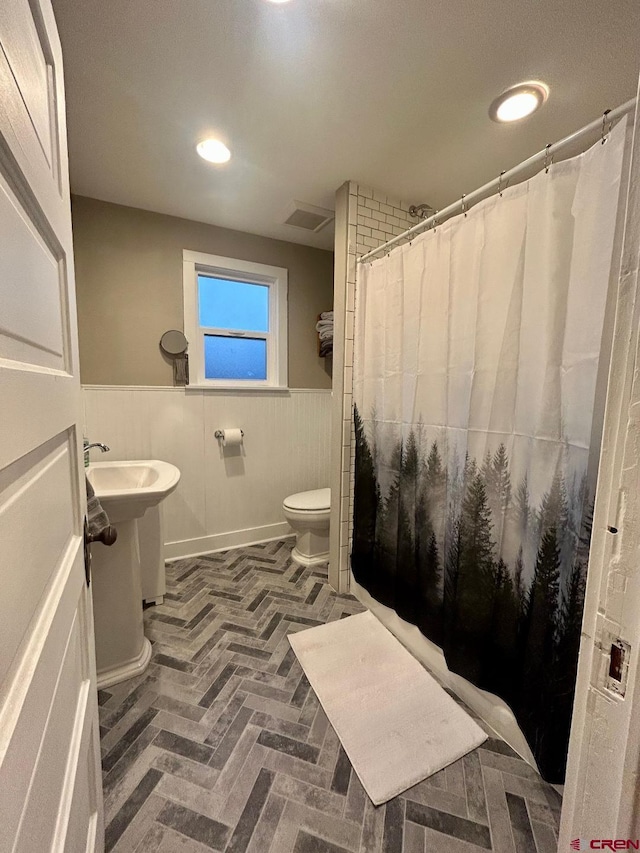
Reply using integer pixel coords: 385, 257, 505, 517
198, 275, 269, 331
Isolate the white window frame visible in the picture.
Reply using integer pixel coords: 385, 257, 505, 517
183, 250, 288, 389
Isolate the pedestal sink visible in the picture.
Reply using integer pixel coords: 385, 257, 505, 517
87, 460, 180, 688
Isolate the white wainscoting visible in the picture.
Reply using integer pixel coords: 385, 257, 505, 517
82, 386, 332, 559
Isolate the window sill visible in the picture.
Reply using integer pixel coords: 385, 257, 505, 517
185, 384, 291, 393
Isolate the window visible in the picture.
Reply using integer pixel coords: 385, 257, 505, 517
183, 251, 288, 388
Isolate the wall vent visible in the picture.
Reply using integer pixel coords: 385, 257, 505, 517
282, 201, 334, 233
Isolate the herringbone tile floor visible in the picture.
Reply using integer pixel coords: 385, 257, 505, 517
98, 539, 562, 853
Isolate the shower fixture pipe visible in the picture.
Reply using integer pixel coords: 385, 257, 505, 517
409, 203, 436, 219
358, 98, 636, 264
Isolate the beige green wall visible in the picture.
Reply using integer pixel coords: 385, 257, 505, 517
71, 195, 334, 388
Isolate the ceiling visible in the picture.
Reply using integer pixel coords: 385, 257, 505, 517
52, 0, 640, 252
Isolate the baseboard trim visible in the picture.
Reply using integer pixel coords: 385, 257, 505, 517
165, 522, 294, 561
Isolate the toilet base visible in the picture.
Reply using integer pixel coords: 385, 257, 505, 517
291, 545, 330, 567
291, 529, 330, 566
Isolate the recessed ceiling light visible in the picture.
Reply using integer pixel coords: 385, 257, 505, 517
196, 138, 231, 164
265, 0, 294, 4
489, 81, 549, 123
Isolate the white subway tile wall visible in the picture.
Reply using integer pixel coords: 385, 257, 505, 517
355, 191, 412, 255
335, 182, 415, 583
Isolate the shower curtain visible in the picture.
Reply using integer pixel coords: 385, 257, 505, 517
351, 121, 626, 783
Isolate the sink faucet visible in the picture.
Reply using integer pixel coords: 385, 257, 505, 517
85, 442, 110, 453
84, 442, 110, 467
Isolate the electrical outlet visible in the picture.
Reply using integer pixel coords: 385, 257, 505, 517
606, 637, 630, 696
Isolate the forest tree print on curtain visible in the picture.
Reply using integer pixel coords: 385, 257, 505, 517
351, 123, 626, 783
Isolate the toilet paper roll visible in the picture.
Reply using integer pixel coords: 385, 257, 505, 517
220, 428, 243, 447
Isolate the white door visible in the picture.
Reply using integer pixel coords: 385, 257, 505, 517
0, 0, 104, 850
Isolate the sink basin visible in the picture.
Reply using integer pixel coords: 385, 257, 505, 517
87, 460, 180, 523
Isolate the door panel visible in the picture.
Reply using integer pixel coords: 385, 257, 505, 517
0, 432, 76, 685
0, 0, 103, 849
15, 584, 100, 853
17, 609, 85, 850
0, 171, 66, 370
0, 0, 54, 165
0, 371, 79, 468
0, 549, 94, 849
63, 707, 101, 853
0, 0, 60, 180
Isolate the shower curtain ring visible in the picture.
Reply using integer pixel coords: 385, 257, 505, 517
461, 194, 467, 217
544, 144, 553, 174
601, 109, 612, 144
498, 171, 506, 197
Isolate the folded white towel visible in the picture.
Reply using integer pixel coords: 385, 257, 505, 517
320, 311, 333, 320
319, 329, 333, 341
316, 321, 334, 334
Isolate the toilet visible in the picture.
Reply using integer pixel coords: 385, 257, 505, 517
283, 487, 331, 566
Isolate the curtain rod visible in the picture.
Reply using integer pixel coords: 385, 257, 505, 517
358, 97, 636, 264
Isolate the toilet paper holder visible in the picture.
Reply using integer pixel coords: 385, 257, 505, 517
214, 429, 244, 439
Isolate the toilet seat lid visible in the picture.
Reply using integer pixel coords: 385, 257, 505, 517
284, 488, 331, 511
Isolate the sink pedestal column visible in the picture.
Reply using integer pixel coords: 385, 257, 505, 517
91, 518, 152, 689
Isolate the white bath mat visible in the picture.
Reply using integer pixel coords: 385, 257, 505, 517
288, 610, 487, 805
